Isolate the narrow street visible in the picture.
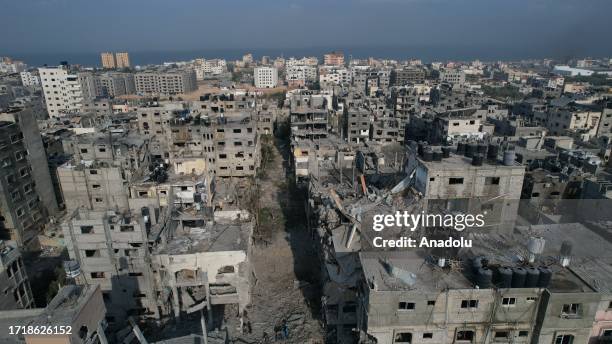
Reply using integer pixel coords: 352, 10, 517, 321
233, 132, 325, 343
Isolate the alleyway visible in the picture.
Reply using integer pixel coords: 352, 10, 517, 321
232, 133, 325, 343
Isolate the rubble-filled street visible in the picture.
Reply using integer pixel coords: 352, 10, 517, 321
231, 133, 324, 343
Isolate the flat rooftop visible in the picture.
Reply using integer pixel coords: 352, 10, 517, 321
360, 251, 472, 292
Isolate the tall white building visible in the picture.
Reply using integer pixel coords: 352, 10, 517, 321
19, 71, 40, 88
38, 66, 84, 117
254, 67, 278, 88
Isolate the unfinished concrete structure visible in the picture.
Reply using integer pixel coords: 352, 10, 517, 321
290, 92, 331, 140
0, 285, 107, 344
0, 121, 47, 246
405, 143, 525, 233
0, 241, 34, 310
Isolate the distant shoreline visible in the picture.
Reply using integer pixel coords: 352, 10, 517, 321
7, 46, 607, 68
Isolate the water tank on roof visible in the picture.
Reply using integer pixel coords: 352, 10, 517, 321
422, 148, 433, 162
456, 142, 466, 154
497, 267, 513, 288
433, 150, 443, 161
441, 146, 451, 158
477, 143, 488, 155
465, 143, 477, 158
476, 267, 493, 288
487, 144, 499, 162
537, 266, 553, 288
512, 267, 527, 288
525, 267, 540, 288
472, 154, 484, 166
503, 149, 516, 166
472, 256, 487, 274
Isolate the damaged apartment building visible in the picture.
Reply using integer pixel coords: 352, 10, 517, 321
58, 123, 253, 329
305, 140, 612, 344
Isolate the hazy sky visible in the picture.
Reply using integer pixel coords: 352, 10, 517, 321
2, 0, 612, 59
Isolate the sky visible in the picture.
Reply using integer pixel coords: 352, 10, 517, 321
2, 0, 612, 64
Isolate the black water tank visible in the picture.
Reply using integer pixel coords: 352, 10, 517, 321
433, 151, 443, 161
422, 148, 433, 162
465, 143, 477, 158
477, 143, 488, 155
559, 151, 569, 163
477, 267, 493, 288
525, 267, 540, 288
497, 267, 513, 288
512, 267, 527, 288
456, 142, 466, 154
472, 256, 486, 274
537, 266, 553, 288
487, 144, 499, 161
472, 154, 484, 166
442, 146, 451, 158
418, 142, 425, 157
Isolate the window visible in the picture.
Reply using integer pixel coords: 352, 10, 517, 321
554, 335, 574, 344
423, 333, 433, 339
92, 184, 101, 189
518, 331, 528, 337
80, 148, 88, 153
84, 250, 99, 257
494, 331, 509, 339
398, 302, 415, 310
394, 332, 412, 343
427, 300, 436, 306
89, 169, 98, 175
456, 330, 474, 341
485, 177, 500, 185
608, 301, 612, 309
526, 297, 537, 303
219, 154, 227, 159
603, 329, 612, 336
561, 303, 580, 316
128, 272, 143, 277
90, 272, 105, 279
80, 226, 94, 234
461, 300, 479, 309
342, 303, 357, 313
449, 177, 464, 185
120, 225, 135, 232
502, 297, 516, 306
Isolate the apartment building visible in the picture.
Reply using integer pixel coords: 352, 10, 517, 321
289, 92, 331, 139
95, 72, 136, 97
100, 52, 116, 69
0, 121, 48, 246
39, 66, 84, 117
324, 51, 345, 66
391, 67, 426, 86
319, 66, 351, 86
254, 67, 278, 88
0, 107, 59, 216
440, 69, 466, 84
286, 65, 317, 87
405, 143, 525, 234
135, 69, 197, 96
0, 241, 34, 310
115, 52, 130, 68
19, 71, 40, 88
0, 285, 107, 344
